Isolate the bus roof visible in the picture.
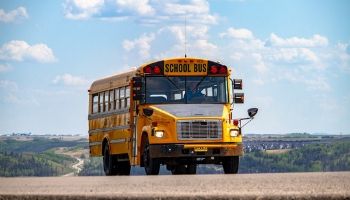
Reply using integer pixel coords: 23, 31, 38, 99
89, 69, 137, 94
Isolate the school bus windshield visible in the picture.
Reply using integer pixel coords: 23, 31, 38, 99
145, 76, 228, 104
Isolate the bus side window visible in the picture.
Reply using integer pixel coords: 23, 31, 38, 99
126, 86, 130, 108
120, 87, 125, 108
115, 88, 120, 110
92, 94, 98, 114
104, 91, 109, 112
99, 92, 104, 112
109, 90, 114, 111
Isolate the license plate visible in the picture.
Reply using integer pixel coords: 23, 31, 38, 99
194, 147, 208, 152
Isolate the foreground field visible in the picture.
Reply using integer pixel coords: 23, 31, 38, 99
1, 172, 349, 199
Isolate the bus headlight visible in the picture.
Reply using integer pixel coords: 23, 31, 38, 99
155, 130, 164, 138
230, 129, 240, 137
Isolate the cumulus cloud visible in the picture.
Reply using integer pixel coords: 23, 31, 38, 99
220, 27, 254, 40
266, 33, 328, 48
53, 74, 89, 87
63, 0, 104, 20
0, 6, 28, 23
63, 0, 217, 25
116, 0, 154, 15
252, 53, 267, 73
268, 48, 319, 64
122, 33, 155, 59
0, 40, 56, 63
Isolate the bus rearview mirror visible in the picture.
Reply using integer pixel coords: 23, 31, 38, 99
248, 108, 258, 118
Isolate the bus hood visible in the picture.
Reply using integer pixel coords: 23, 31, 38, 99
153, 104, 224, 118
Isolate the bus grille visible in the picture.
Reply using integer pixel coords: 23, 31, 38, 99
177, 120, 222, 140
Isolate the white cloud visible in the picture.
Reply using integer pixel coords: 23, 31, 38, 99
252, 53, 267, 73
163, 0, 209, 15
0, 80, 40, 105
64, 0, 104, 20
220, 27, 254, 40
0, 6, 28, 23
122, 33, 155, 59
268, 48, 319, 64
116, 0, 154, 15
0, 63, 12, 72
0, 40, 56, 63
335, 43, 350, 72
63, 0, 218, 25
160, 0, 217, 24
266, 33, 328, 48
53, 74, 89, 87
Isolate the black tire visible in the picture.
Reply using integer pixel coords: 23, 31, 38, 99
103, 144, 118, 176
222, 156, 239, 174
171, 164, 196, 175
143, 137, 160, 175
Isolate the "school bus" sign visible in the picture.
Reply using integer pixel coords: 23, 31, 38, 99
164, 59, 208, 76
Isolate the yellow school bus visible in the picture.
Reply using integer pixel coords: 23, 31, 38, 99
88, 57, 257, 175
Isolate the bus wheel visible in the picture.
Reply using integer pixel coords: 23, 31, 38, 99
222, 156, 239, 174
143, 137, 160, 175
103, 144, 118, 176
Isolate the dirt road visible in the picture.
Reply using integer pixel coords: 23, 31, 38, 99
0, 172, 349, 199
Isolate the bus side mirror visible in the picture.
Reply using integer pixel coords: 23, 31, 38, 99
132, 77, 144, 102
233, 79, 242, 90
234, 93, 244, 104
248, 108, 258, 118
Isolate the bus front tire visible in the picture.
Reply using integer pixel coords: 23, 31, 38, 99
143, 137, 160, 175
103, 144, 118, 176
222, 156, 239, 174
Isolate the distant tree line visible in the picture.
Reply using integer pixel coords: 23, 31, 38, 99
0, 151, 75, 177
239, 140, 350, 173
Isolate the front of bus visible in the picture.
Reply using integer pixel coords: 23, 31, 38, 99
134, 57, 245, 174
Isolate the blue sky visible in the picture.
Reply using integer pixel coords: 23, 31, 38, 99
0, 0, 349, 135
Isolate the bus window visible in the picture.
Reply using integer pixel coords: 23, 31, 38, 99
99, 92, 104, 112
145, 76, 227, 104
126, 86, 130, 108
120, 98, 125, 108
104, 92, 109, 112
120, 87, 125, 99
109, 90, 114, 111
92, 94, 98, 113
114, 88, 119, 110
125, 87, 130, 98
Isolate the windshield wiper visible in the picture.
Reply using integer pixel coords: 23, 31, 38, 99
192, 76, 206, 92
165, 76, 180, 90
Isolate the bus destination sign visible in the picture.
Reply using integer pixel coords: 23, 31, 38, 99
164, 60, 208, 76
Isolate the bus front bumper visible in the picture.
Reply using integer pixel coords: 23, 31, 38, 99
149, 143, 243, 158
